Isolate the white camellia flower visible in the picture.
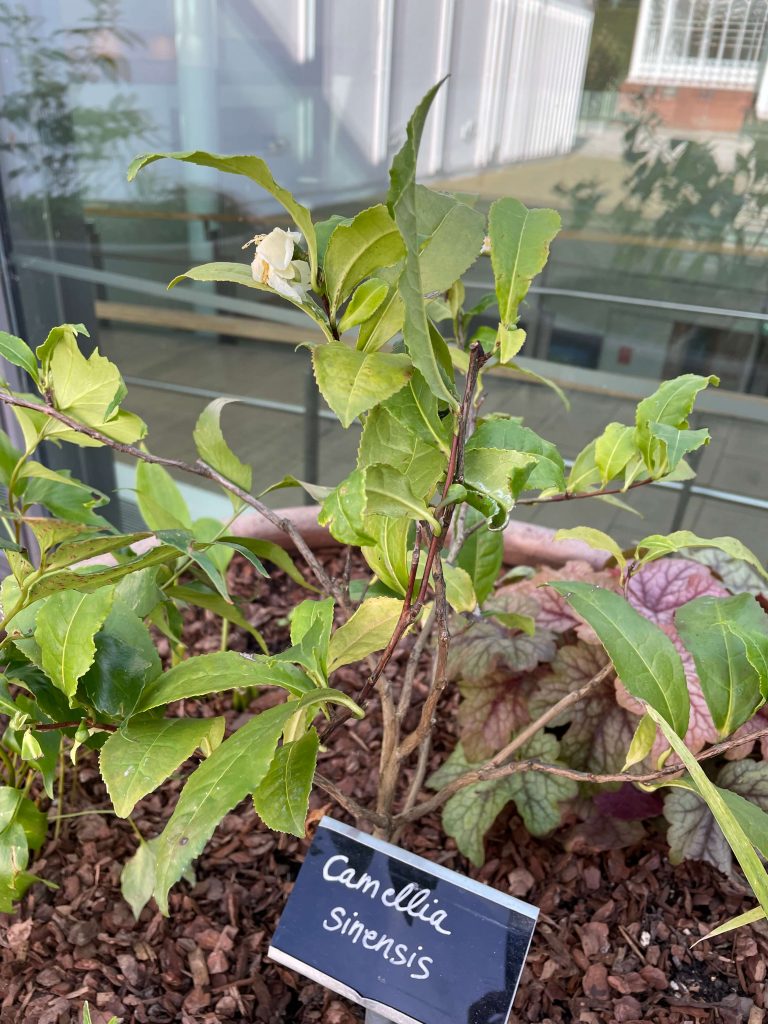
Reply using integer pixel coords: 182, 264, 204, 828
247, 227, 310, 302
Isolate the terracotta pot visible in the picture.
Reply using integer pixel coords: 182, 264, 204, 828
231, 505, 610, 569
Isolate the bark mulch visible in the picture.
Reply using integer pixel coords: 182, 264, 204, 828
1, 552, 766, 1024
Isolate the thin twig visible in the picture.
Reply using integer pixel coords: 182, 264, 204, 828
397, 661, 612, 819
398, 553, 451, 760
0, 392, 342, 603
315, 772, 389, 830
396, 610, 435, 722
34, 718, 117, 733
516, 476, 655, 506
397, 724, 768, 824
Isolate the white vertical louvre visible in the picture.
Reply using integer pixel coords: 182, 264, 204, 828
498, 0, 593, 164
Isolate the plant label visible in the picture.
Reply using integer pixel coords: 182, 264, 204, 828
268, 816, 538, 1024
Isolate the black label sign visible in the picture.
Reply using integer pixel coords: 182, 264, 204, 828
269, 817, 538, 1024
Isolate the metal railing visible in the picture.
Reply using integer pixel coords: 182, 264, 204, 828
13, 253, 768, 529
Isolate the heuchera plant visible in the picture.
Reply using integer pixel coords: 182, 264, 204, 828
0, 82, 766, 939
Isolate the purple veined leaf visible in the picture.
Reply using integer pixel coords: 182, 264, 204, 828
457, 670, 540, 762
527, 641, 636, 774
686, 547, 767, 598
665, 759, 768, 875
496, 560, 621, 639
447, 617, 556, 685
627, 557, 729, 626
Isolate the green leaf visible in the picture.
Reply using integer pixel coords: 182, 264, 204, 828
168, 261, 332, 338
218, 537, 317, 592
498, 327, 527, 364
327, 596, 403, 672
151, 701, 293, 913
101, 716, 226, 817
0, 331, 38, 382
129, 150, 319, 289
193, 398, 252, 493
635, 374, 718, 468
337, 278, 389, 334
635, 531, 767, 580
152, 689, 358, 912
260, 475, 333, 503
114, 567, 164, 618
47, 531, 152, 571
211, 539, 265, 578
549, 582, 689, 736
566, 439, 601, 494
356, 282, 405, 353
0, 787, 47, 850
594, 422, 638, 485
318, 469, 375, 546
696, 906, 766, 944
675, 595, 768, 736
252, 729, 319, 836
135, 462, 191, 530
415, 185, 485, 294
623, 712, 657, 770
34, 590, 114, 701
155, 529, 232, 604
361, 516, 411, 595
79, 600, 163, 717
359, 405, 445, 500
387, 80, 457, 408
24, 518, 95, 556
504, 361, 570, 410
463, 446, 537, 514
26, 545, 182, 602
312, 342, 412, 429
45, 328, 144, 440
136, 651, 312, 712
442, 564, 476, 613
381, 371, 453, 453
469, 416, 565, 493
364, 464, 441, 533
316, 214, 352, 262
121, 838, 157, 920
324, 205, 405, 314
650, 423, 710, 472
456, 509, 504, 605
36, 322, 89, 367
283, 597, 335, 685
20, 463, 110, 527
554, 527, 626, 569
652, 707, 768, 920
167, 584, 267, 651
488, 198, 560, 327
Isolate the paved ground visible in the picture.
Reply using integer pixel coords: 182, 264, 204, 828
99, 326, 768, 563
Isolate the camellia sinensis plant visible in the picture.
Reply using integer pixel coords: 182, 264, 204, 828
0, 82, 767, 938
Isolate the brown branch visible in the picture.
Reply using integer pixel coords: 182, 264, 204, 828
398, 661, 613, 817
516, 476, 655, 506
314, 773, 389, 830
396, 609, 435, 722
0, 391, 342, 603
320, 343, 488, 744
397, 724, 768, 824
398, 553, 451, 760
33, 719, 117, 733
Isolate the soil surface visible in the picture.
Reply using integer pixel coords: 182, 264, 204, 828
1, 551, 766, 1024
